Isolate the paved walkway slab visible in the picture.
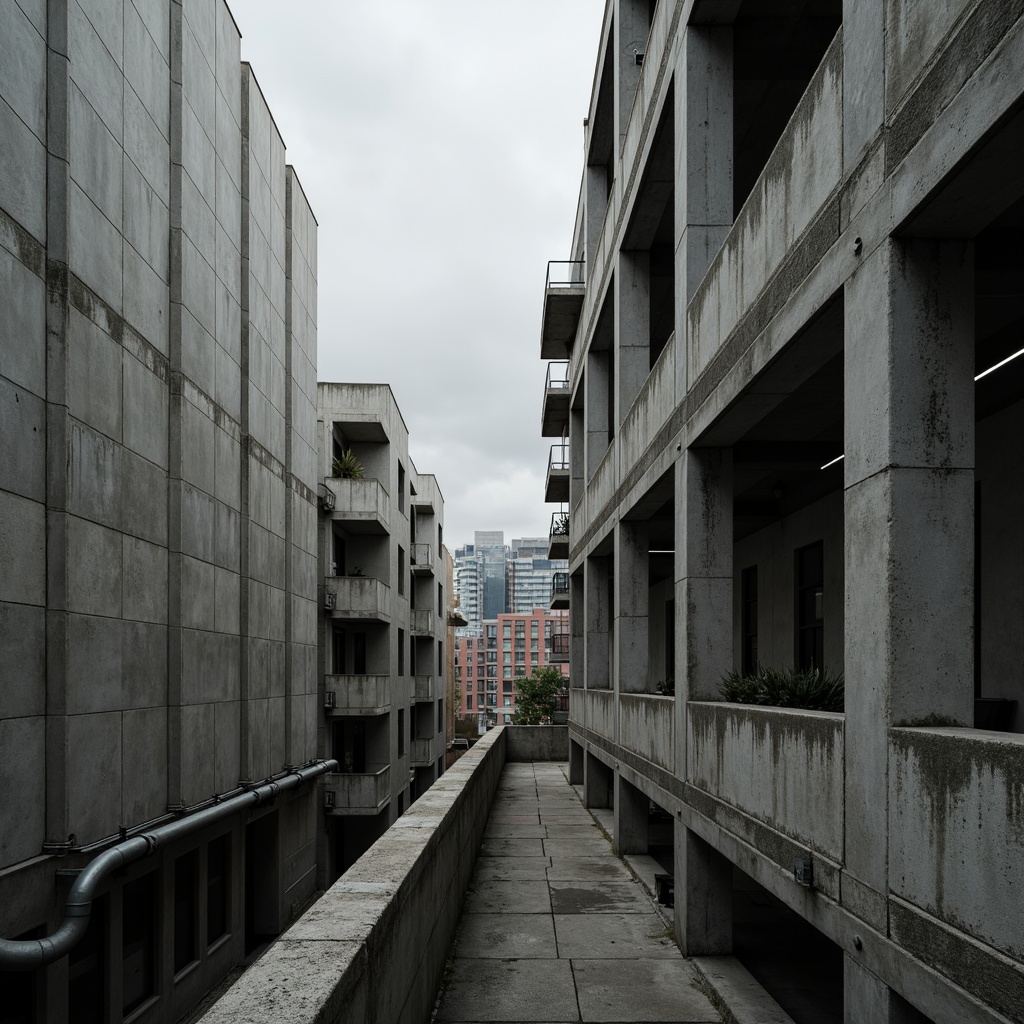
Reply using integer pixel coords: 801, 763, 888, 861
435, 762, 721, 1024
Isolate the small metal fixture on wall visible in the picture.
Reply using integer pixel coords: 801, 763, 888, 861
794, 856, 814, 888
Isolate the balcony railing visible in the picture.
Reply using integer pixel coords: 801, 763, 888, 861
545, 443, 569, 502
411, 735, 437, 766
549, 633, 569, 663
323, 765, 391, 814
324, 675, 390, 715
413, 674, 437, 701
411, 608, 435, 636
411, 542, 434, 574
542, 361, 571, 438
548, 509, 569, 559
550, 571, 569, 610
540, 261, 585, 360
321, 477, 390, 533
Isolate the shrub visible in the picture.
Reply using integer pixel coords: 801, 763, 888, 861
332, 449, 364, 478
720, 665, 844, 713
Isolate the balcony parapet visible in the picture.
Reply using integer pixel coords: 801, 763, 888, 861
550, 571, 569, 610
321, 476, 390, 533
411, 543, 434, 574
540, 261, 585, 359
414, 674, 438, 702
324, 575, 391, 623
411, 735, 437, 766
323, 765, 391, 815
548, 510, 569, 559
545, 443, 569, 502
324, 675, 390, 715
411, 608, 435, 636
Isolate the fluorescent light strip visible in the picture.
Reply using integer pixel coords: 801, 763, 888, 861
820, 454, 845, 470
975, 346, 1024, 382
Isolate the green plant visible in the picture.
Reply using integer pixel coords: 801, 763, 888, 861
348, 566, 366, 577
331, 449, 364, 479
654, 678, 675, 697
720, 664, 844, 713
552, 513, 569, 535
512, 667, 564, 725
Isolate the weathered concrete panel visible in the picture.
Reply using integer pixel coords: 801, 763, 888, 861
0, 716, 44, 864
619, 693, 674, 771
688, 702, 844, 858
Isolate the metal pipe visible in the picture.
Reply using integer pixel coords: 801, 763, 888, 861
0, 759, 337, 971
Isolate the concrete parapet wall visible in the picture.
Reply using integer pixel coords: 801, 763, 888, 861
687, 702, 844, 859
619, 694, 674, 772
201, 726, 507, 1024
505, 725, 569, 762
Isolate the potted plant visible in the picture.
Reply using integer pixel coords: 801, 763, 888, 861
332, 449, 364, 479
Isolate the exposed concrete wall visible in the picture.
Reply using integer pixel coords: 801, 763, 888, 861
200, 726, 507, 1024
505, 724, 569, 762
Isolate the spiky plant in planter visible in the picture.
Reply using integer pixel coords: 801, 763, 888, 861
720, 665, 844, 712
332, 448, 364, 479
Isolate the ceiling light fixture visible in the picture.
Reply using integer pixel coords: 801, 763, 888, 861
820, 454, 845, 470
975, 346, 1024, 382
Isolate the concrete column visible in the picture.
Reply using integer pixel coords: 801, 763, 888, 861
674, 25, 733, 394
616, 0, 650, 149
614, 773, 649, 855
584, 750, 613, 808
586, 163, 610, 265
585, 350, 611, 479
585, 556, 611, 692
570, 405, 585, 505
674, 823, 732, 955
615, 521, 650, 693
616, 250, 651, 425
569, 739, 584, 785
844, 239, 975, 895
674, 448, 733, 778
844, 957, 922, 1024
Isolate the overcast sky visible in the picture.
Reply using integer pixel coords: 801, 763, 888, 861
234, 1, 604, 548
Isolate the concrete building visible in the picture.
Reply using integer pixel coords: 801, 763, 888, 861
316, 383, 448, 877
453, 531, 509, 635
456, 608, 569, 729
0, 1, 325, 1020
543, 1, 1024, 1022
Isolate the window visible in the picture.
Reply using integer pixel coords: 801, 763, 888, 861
796, 542, 824, 670
438, 582, 443, 610
68, 897, 106, 1022
174, 851, 198, 974
503, 653, 511, 664
398, 709, 406, 756
741, 567, 758, 676
467, 694, 473, 709
487, 666, 497, 678
438, 699, 444, 733
122, 872, 156, 1015
503, 714, 511, 723
398, 629, 405, 676
503, 697, 511, 707
398, 547, 405, 594
487, 694, 497, 706
503, 667, 512, 678
503, 624, 511, 639
354, 632, 366, 675
207, 834, 230, 946
531, 621, 539, 637
398, 462, 406, 513
502, 681, 513, 693
332, 628, 346, 674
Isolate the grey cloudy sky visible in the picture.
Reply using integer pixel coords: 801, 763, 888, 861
233, 1, 604, 548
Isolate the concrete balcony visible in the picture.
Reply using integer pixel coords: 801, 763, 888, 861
411, 734, 438, 766
550, 571, 569, 610
545, 443, 569, 502
320, 477, 390, 533
324, 674, 390, 715
541, 361, 570, 437
548, 510, 569, 559
540, 260, 585, 359
323, 765, 391, 815
548, 632, 569, 664
413, 674, 439, 702
411, 542, 434, 574
324, 575, 391, 623
411, 608, 435, 636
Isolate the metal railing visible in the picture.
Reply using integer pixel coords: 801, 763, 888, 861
550, 510, 569, 538
548, 444, 569, 472
552, 572, 569, 595
545, 361, 570, 391
545, 260, 585, 288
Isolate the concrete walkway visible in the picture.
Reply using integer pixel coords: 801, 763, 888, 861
434, 762, 721, 1023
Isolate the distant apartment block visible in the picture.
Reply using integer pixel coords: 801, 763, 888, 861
456, 608, 569, 728
316, 383, 448, 877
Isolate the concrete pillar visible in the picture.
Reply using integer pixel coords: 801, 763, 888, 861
674, 448, 733, 778
616, 250, 651, 425
586, 163, 610, 265
843, 239, 975, 895
569, 739, 584, 785
615, 521, 649, 693
570, 405, 585, 504
585, 556, 611, 692
844, 957, 923, 1024
584, 750, 613, 808
585, 351, 610, 479
616, 0, 650, 150
674, 25, 733, 395
614, 773, 649, 855
674, 823, 732, 955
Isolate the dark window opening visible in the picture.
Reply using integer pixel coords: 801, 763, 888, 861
397, 709, 405, 758
741, 566, 758, 675
122, 872, 157, 1015
334, 719, 367, 773
68, 898, 106, 1024
206, 834, 230, 946
795, 542, 824, 670
353, 632, 367, 675
332, 627, 346, 674
173, 851, 198, 974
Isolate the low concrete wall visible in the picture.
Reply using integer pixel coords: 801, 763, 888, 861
619, 693, 674, 771
505, 724, 568, 762
200, 727, 507, 1024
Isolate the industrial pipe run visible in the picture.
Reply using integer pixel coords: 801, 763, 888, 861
0, 759, 338, 971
